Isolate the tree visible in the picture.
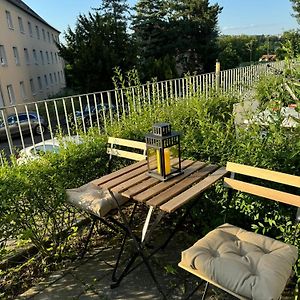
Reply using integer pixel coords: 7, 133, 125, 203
290, 0, 300, 23
276, 30, 300, 59
132, 0, 222, 80
132, 0, 177, 80
168, 0, 222, 73
58, 0, 135, 93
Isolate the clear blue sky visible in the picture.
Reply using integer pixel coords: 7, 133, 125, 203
23, 0, 298, 38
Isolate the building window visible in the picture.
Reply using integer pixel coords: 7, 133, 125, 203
18, 16, 24, 33
37, 76, 42, 90
7, 85, 15, 104
51, 33, 55, 43
28, 21, 33, 37
51, 52, 54, 64
44, 74, 48, 87
42, 28, 46, 41
49, 73, 53, 84
54, 72, 57, 83
47, 31, 50, 43
12, 47, 20, 65
30, 79, 36, 95
46, 51, 50, 64
24, 48, 30, 65
6, 11, 14, 29
40, 51, 44, 65
54, 52, 58, 63
58, 71, 61, 83
35, 25, 40, 39
33, 49, 38, 65
19, 81, 26, 99
0, 46, 7, 66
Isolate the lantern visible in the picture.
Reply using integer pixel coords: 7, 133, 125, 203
145, 123, 183, 181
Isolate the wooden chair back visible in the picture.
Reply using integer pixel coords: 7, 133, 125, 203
224, 162, 300, 208
107, 137, 147, 162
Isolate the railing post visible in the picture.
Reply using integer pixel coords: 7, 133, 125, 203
215, 60, 221, 91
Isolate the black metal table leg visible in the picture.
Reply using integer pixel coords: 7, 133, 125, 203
109, 191, 167, 299
81, 217, 97, 259
111, 202, 138, 282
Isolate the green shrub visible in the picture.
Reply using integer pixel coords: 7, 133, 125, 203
0, 132, 107, 257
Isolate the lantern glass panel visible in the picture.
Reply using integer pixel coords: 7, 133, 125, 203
146, 123, 183, 181
147, 145, 180, 177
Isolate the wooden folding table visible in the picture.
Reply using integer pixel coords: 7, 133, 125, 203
96, 159, 228, 299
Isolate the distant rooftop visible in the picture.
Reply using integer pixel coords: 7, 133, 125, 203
7, 0, 60, 33
259, 54, 277, 62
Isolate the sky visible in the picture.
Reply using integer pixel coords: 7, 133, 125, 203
23, 0, 299, 38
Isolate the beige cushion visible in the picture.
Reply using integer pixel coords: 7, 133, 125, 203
181, 223, 298, 300
66, 180, 129, 218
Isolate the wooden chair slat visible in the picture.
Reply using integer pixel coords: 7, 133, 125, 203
227, 162, 300, 188
160, 167, 228, 213
224, 177, 300, 208
146, 164, 217, 207
134, 160, 203, 202
108, 137, 147, 151
107, 148, 146, 161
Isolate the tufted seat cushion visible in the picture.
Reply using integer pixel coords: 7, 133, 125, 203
181, 223, 298, 300
66, 180, 129, 218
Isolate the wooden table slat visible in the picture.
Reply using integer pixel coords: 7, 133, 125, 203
122, 177, 159, 198
159, 167, 228, 213
112, 159, 195, 194
146, 164, 218, 207
93, 160, 147, 186
111, 172, 149, 193
119, 158, 184, 198
100, 164, 149, 190
134, 161, 206, 202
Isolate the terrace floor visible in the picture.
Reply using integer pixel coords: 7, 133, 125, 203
16, 229, 234, 300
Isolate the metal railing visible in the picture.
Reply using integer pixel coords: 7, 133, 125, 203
0, 61, 286, 164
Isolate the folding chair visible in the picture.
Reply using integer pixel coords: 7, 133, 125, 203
66, 137, 147, 259
179, 162, 299, 300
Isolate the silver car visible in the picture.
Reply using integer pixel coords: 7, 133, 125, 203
0, 112, 48, 140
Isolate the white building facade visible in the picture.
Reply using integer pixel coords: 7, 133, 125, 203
0, 0, 65, 108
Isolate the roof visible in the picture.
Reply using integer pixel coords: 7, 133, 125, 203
6, 0, 60, 33
259, 54, 277, 62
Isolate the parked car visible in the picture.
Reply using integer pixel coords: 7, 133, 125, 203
75, 103, 116, 125
17, 135, 82, 164
0, 112, 48, 140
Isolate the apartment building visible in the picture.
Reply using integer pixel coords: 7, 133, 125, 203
0, 0, 65, 108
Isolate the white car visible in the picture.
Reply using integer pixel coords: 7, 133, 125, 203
17, 135, 82, 164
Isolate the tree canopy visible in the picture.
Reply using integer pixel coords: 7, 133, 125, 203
59, 0, 223, 91
58, 0, 299, 93
58, 0, 135, 93
290, 0, 300, 23
132, 0, 222, 80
